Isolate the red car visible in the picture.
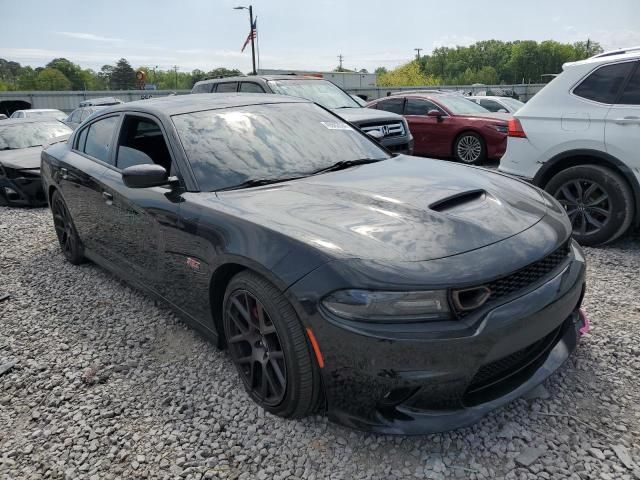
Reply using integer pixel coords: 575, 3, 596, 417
367, 93, 509, 164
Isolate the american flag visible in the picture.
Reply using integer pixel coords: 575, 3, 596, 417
241, 18, 257, 53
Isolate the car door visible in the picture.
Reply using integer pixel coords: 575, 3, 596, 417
98, 112, 185, 291
605, 61, 640, 169
403, 98, 450, 156
59, 114, 120, 256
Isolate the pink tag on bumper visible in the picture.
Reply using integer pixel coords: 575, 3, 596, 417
579, 308, 590, 335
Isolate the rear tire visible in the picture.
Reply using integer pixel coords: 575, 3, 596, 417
454, 132, 486, 164
545, 165, 634, 246
51, 190, 85, 264
222, 271, 320, 418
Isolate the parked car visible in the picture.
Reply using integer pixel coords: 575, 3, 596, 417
63, 106, 107, 129
500, 46, 640, 245
192, 75, 413, 154
468, 95, 525, 113
0, 119, 72, 206
0, 114, 8, 120
79, 97, 123, 107
41, 94, 587, 433
368, 93, 509, 164
10, 109, 67, 121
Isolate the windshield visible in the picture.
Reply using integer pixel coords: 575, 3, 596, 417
172, 102, 389, 192
500, 97, 525, 111
0, 122, 72, 150
268, 79, 360, 109
27, 110, 67, 120
437, 96, 494, 115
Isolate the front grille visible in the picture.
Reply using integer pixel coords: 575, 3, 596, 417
359, 121, 406, 138
464, 323, 564, 404
455, 241, 571, 316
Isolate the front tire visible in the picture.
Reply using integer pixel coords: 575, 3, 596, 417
51, 190, 85, 264
222, 271, 320, 418
546, 165, 634, 246
454, 132, 486, 164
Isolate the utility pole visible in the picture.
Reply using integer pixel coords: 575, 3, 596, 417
173, 65, 178, 90
234, 5, 257, 75
338, 54, 344, 70
586, 38, 591, 57
414, 48, 422, 61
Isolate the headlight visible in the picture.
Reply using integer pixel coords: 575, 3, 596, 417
322, 289, 450, 322
491, 125, 508, 134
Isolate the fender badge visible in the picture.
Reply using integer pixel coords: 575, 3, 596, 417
186, 257, 201, 271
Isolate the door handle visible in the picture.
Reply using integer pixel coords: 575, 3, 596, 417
102, 191, 113, 205
614, 116, 640, 125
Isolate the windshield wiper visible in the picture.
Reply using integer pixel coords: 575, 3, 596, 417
215, 176, 303, 192
309, 158, 383, 176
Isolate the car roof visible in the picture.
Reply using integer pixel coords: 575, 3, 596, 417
21, 109, 63, 113
564, 47, 640, 69
195, 75, 322, 85
102, 93, 309, 117
0, 118, 65, 126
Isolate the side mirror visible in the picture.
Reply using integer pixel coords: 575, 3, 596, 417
427, 109, 442, 117
366, 130, 384, 141
122, 164, 173, 189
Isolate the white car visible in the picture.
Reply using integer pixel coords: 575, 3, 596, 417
10, 109, 67, 121
499, 46, 640, 246
468, 95, 524, 113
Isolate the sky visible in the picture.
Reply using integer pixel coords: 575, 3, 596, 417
1, 0, 639, 74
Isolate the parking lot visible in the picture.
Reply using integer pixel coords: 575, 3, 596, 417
1, 206, 638, 480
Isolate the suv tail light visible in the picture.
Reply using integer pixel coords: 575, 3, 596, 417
508, 118, 527, 138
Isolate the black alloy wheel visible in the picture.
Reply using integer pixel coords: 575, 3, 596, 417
222, 271, 320, 418
51, 190, 84, 264
546, 165, 634, 246
225, 289, 287, 406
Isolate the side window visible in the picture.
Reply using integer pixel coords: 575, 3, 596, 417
215, 82, 238, 93
76, 127, 88, 151
617, 63, 640, 105
83, 116, 118, 164
239, 82, 265, 93
116, 116, 173, 174
405, 99, 441, 115
376, 98, 404, 114
574, 62, 635, 104
192, 83, 213, 93
479, 100, 503, 112
69, 109, 82, 123
80, 109, 92, 122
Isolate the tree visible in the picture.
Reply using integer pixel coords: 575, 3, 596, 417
17, 67, 38, 90
374, 67, 388, 76
110, 58, 135, 90
207, 67, 243, 78
46, 58, 87, 90
377, 61, 439, 87
35, 68, 71, 90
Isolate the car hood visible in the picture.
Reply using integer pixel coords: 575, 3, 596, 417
0, 146, 42, 170
212, 156, 548, 262
330, 107, 404, 125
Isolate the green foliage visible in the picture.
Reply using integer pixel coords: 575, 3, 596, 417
110, 58, 136, 90
35, 68, 72, 90
377, 61, 439, 87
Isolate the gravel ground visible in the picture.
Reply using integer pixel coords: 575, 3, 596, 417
1, 206, 639, 480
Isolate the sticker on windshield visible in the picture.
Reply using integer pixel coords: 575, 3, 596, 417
320, 121, 353, 131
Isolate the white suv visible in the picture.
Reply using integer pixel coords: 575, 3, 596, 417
499, 47, 640, 245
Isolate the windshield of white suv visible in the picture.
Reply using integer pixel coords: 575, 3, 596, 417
268, 79, 360, 109
438, 95, 495, 115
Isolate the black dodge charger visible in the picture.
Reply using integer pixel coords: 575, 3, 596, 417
41, 94, 588, 434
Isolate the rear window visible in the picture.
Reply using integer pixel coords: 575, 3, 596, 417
215, 82, 238, 93
172, 102, 389, 192
574, 62, 635, 104
0, 122, 72, 150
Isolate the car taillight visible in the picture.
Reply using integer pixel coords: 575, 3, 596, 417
508, 118, 527, 138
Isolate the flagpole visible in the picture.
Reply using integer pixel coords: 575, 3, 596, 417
256, 19, 260, 73
249, 5, 257, 75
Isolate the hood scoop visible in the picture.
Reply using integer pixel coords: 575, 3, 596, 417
430, 189, 486, 212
